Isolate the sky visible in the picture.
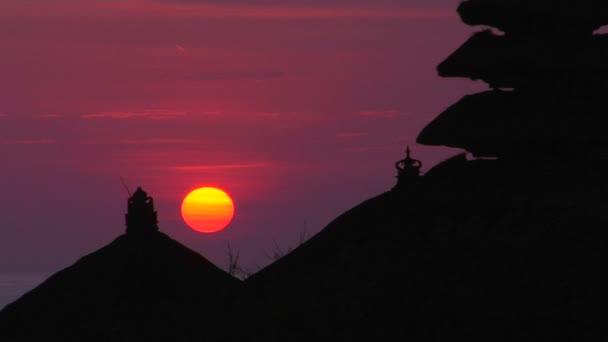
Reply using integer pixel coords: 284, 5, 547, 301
0, 0, 486, 283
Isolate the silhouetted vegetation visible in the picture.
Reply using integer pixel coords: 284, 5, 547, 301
226, 221, 311, 279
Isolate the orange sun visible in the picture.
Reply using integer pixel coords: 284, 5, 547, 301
181, 187, 235, 233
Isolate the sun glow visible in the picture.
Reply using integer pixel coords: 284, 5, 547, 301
181, 187, 235, 233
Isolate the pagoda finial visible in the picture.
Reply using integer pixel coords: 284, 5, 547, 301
394, 146, 423, 190
125, 187, 159, 234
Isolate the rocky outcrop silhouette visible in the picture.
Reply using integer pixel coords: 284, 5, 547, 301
0, 188, 241, 342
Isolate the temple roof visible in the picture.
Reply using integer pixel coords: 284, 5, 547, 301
0, 231, 242, 341
458, 0, 608, 34
125, 187, 159, 234
437, 31, 608, 89
416, 91, 608, 157
394, 146, 422, 190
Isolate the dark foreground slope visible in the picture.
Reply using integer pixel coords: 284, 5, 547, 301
241, 156, 608, 341
0, 231, 241, 342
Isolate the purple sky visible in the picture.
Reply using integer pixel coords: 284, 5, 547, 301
0, 0, 485, 274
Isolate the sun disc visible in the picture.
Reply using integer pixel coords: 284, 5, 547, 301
181, 187, 235, 233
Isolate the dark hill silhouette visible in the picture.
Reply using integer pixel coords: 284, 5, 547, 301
0, 188, 241, 342
237, 0, 608, 340
240, 155, 608, 341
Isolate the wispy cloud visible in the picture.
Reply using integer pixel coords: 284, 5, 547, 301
393, 135, 415, 143
153, 2, 455, 19
357, 110, 400, 119
113, 138, 208, 145
81, 109, 188, 120
0, 139, 54, 145
0, 1, 454, 19
185, 71, 287, 81
202, 111, 223, 116
35, 114, 62, 119
175, 44, 188, 56
336, 132, 369, 138
344, 146, 387, 153
171, 163, 267, 171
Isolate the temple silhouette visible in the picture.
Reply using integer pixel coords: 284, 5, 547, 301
237, 2, 608, 341
393, 146, 422, 191
2, 1, 608, 341
418, 0, 608, 159
0, 188, 241, 342
125, 187, 159, 234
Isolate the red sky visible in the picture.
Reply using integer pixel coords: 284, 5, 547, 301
0, 0, 484, 274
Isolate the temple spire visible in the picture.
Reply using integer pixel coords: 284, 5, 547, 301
125, 187, 159, 234
394, 146, 422, 190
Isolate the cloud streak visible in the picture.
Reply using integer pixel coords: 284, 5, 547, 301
0, 139, 54, 145
184, 71, 287, 81
0, 1, 454, 19
358, 110, 400, 119
35, 114, 62, 119
171, 163, 267, 171
175, 44, 188, 56
81, 109, 188, 120
344, 146, 387, 153
113, 138, 208, 145
336, 132, 369, 138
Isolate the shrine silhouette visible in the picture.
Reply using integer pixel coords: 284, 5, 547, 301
125, 187, 159, 234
